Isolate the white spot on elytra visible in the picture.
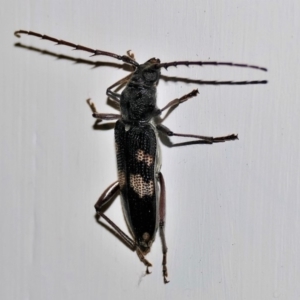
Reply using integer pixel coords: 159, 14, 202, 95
118, 170, 126, 188
142, 232, 150, 241
130, 174, 154, 198
136, 150, 154, 166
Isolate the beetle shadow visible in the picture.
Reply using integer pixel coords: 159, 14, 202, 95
15, 43, 134, 114
14, 42, 134, 71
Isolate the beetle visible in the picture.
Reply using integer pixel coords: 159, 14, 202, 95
14, 30, 267, 283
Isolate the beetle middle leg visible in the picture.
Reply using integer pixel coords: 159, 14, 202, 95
157, 123, 238, 143
156, 89, 238, 143
87, 99, 121, 121
94, 181, 153, 271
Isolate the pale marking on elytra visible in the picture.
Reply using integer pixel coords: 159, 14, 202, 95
118, 170, 126, 188
142, 232, 150, 242
130, 174, 154, 198
136, 149, 154, 166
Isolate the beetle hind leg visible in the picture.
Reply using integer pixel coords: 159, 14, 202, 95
157, 123, 237, 144
95, 181, 155, 276
158, 172, 169, 283
136, 248, 153, 274
94, 181, 136, 249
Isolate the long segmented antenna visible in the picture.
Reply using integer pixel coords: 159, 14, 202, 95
14, 30, 267, 85
161, 76, 267, 85
14, 30, 139, 67
156, 60, 267, 72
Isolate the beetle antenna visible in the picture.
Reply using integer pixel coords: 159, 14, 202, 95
156, 60, 267, 72
161, 77, 268, 85
14, 30, 139, 67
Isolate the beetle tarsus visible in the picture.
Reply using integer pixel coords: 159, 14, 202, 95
163, 262, 169, 283
136, 248, 152, 270
212, 134, 238, 142
164, 276, 170, 284
162, 250, 169, 283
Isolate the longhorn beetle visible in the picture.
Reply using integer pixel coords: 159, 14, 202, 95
15, 30, 267, 283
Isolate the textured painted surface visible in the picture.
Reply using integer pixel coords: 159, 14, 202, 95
1, 0, 299, 299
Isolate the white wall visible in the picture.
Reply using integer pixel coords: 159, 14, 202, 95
1, 0, 299, 299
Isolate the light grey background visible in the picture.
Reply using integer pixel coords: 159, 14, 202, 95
1, 0, 299, 299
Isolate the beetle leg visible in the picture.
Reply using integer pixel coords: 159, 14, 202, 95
156, 89, 199, 116
158, 172, 169, 283
95, 181, 153, 270
92, 112, 121, 121
106, 90, 121, 104
88, 74, 133, 110
94, 181, 135, 249
156, 123, 238, 143
136, 248, 153, 273
126, 50, 136, 72
106, 73, 133, 104
87, 99, 121, 121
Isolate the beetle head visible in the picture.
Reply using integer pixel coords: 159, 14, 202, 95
132, 58, 161, 86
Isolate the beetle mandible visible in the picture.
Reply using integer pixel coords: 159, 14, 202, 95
15, 30, 267, 283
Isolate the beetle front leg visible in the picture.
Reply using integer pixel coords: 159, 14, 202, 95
157, 124, 238, 143
106, 73, 133, 104
156, 89, 199, 115
87, 99, 121, 121
158, 172, 169, 283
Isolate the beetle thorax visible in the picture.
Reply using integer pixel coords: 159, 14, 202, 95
120, 59, 161, 123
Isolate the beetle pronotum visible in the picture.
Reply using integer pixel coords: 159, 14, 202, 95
15, 30, 267, 283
